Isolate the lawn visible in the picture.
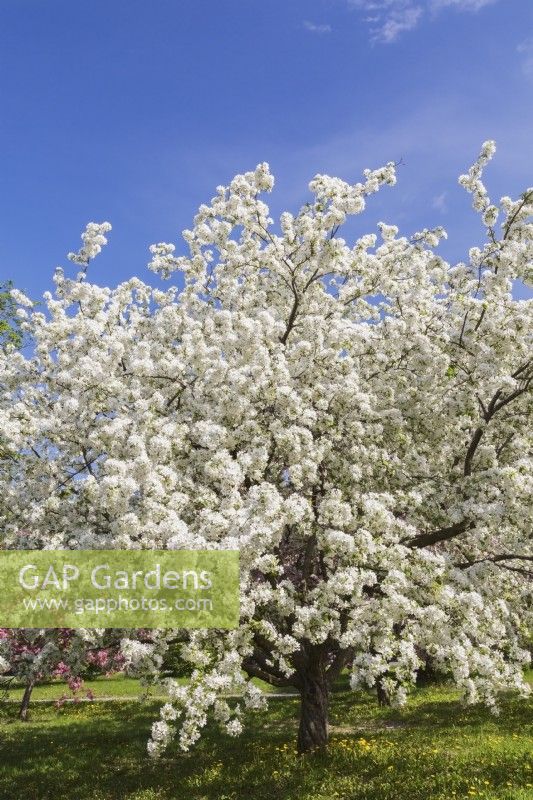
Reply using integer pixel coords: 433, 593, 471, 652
0, 673, 295, 702
0, 677, 532, 800
1, 673, 151, 701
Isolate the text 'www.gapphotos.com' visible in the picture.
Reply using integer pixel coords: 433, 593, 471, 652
21, 595, 214, 615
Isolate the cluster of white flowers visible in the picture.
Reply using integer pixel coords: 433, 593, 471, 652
458, 140, 496, 214
147, 243, 185, 279
1, 142, 531, 754
120, 638, 161, 673
67, 221, 112, 267
9, 288, 33, 308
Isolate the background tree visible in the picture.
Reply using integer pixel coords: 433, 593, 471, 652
0, 281, 24, 352
0, 143, 531, 754
0, 628, 125, 720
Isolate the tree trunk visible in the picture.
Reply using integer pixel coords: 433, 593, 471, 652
18, 678, 35, 721
376, 676, 392, 707
297, 663, 329, 753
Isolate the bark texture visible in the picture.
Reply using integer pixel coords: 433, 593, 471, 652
297, 660, 329, 753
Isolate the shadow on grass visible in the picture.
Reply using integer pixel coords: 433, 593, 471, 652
0, 687, 531, 800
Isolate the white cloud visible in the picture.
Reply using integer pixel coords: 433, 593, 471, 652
379, 6, 423, 42
431, 0, 497, 10
303, 20, 332, 34
348, 2, 423, 43
348, 0, 501, 43
517, 38, 533, 81
432, 192, 448, 212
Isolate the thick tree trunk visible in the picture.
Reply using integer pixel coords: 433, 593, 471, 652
19, 678, 35, 721
297, 663, 329, 753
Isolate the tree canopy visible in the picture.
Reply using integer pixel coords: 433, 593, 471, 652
1, 142, 531, 754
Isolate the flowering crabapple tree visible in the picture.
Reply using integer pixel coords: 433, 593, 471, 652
0, 142, 531, 753
0, 628, 124, 719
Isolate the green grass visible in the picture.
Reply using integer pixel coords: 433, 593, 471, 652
0, 677, 531, 800
1, 673, 152, 701
0, 673, 294, 702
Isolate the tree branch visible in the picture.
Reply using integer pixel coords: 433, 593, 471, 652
405, 519, 475, 549
242, 658, 294, 688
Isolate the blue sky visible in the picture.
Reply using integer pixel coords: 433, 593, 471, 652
1, 0, 532, 300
